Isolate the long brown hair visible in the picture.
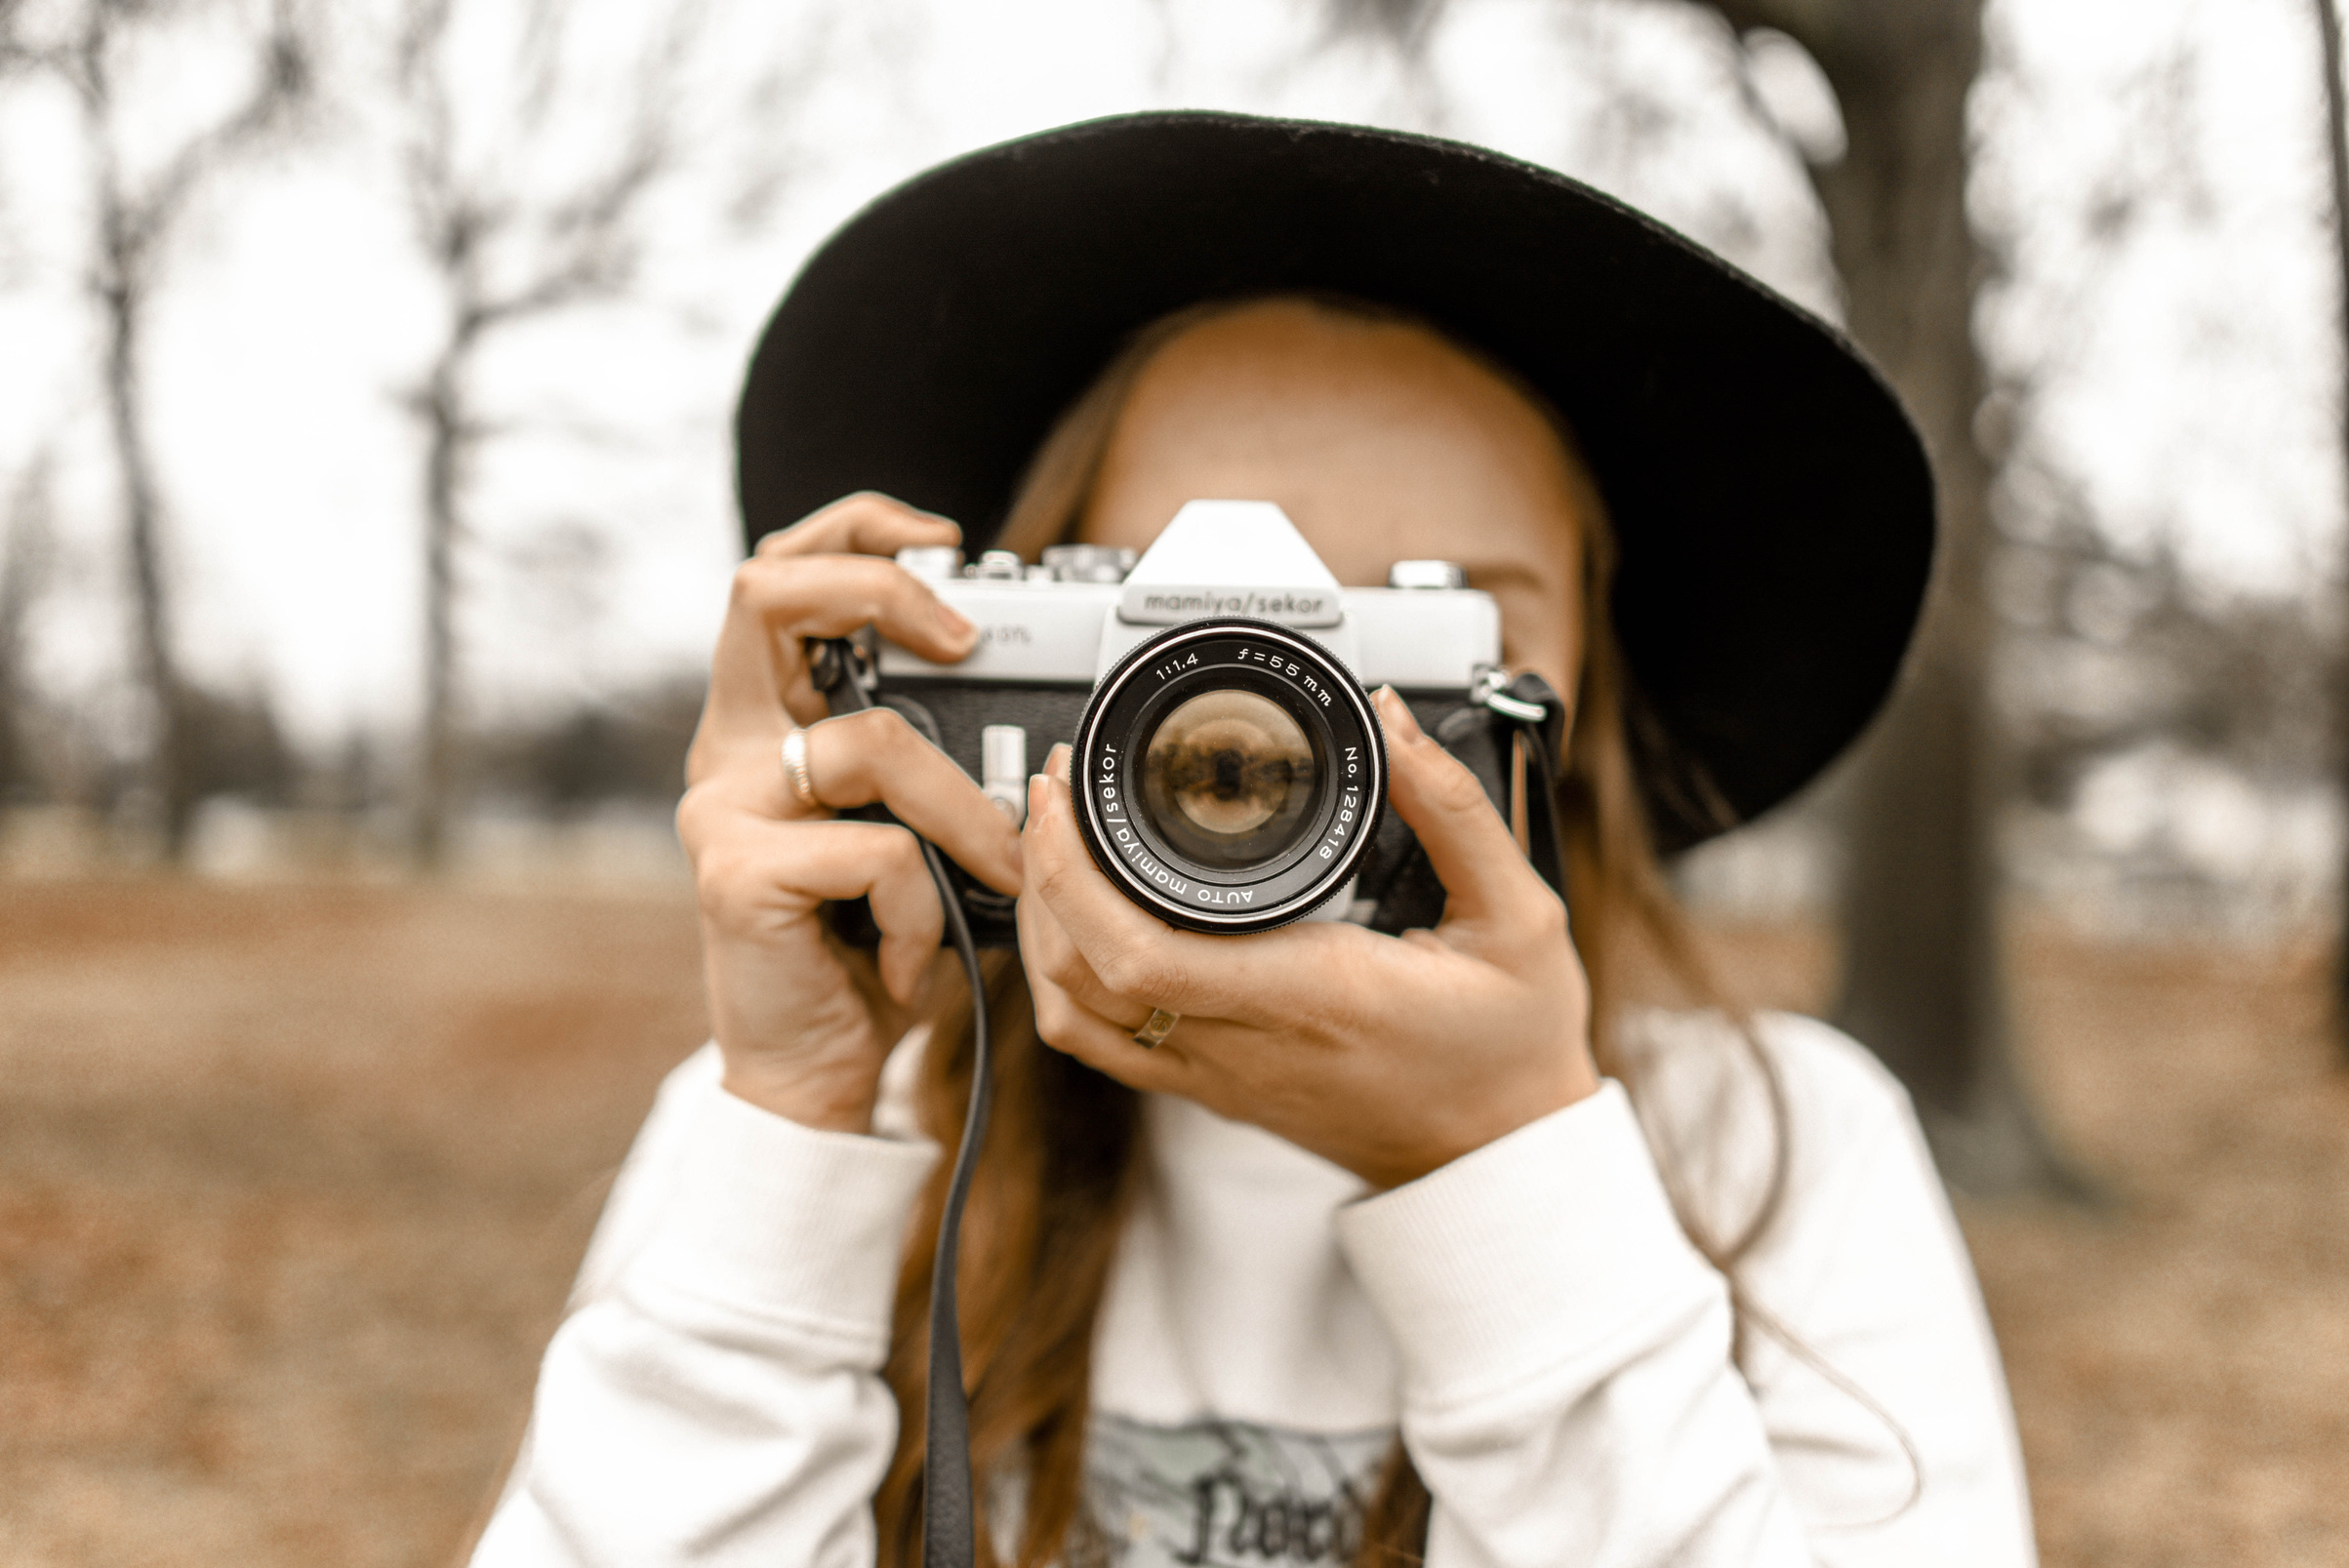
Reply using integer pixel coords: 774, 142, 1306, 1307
871, 297, 1794, 1567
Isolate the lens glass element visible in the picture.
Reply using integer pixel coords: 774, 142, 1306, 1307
1138, 689, 1319, 869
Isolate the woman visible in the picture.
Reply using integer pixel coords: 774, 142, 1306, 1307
472, 114, 2035, 1566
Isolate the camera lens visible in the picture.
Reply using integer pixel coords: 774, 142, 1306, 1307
1139, 690, 1318, 868
1072, 618, 1385, 934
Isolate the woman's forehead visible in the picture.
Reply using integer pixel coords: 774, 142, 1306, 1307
1077, 298, 1591, 590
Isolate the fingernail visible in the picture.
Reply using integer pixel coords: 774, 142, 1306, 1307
1046, 743, 1073, 784
1377, 686, 1424, 741
934, 598, 976, 641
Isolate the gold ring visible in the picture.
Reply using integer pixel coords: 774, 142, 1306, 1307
1131, 1007, 1181, 1049
780, 728, 820, 810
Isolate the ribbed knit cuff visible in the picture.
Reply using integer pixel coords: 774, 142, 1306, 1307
1335, 1080, 1714, 1409
628, 1083, 939, 1357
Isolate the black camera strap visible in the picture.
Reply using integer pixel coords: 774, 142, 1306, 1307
809, 646, 1564, 1568
808, 640, 993, 1568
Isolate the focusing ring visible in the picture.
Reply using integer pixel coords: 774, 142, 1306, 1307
1072, 618, 1387, 934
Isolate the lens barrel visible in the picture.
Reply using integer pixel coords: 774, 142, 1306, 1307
1072, 618, 1385, 933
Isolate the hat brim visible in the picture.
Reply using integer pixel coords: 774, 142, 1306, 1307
736, 110, 1932, 850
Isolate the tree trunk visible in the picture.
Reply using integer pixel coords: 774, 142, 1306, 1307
2313, 0, 2349, 1054
1709, 0, 2081, 1194
414, 349, 466, 867
57, 0, 313, 861
0, 458, 51, 810
100, 267, 197, 859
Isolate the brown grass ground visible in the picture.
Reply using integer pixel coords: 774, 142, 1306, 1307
0, 877, 2341, 1564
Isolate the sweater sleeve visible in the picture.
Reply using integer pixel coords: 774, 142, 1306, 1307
1334, 1026, 2037, 1568
471, 1045, 938, 1568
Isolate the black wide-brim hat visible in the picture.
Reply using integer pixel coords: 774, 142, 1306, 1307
736, 111, 1932, 851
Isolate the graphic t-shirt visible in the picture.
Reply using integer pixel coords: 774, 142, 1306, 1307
1065, 1416, 1396, 1567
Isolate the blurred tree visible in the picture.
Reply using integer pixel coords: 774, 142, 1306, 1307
390, 0, 810, 866
1969, 37, 2329, 929
178, 679, 299, 805
1329, 0, 2074, 1191
471, 674, 704, 815
3, 0, 311, 858
1998, 466, 2333, 816
2314, 0, 2349, 1044
1699, 0, 2076, 1193
1313, 0, 1450, 125
0, 454, 56, 807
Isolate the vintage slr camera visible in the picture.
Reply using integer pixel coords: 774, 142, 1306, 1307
825, 501, 1554, 947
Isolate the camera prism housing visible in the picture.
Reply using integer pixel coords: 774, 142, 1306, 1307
828, 500, 1515, 946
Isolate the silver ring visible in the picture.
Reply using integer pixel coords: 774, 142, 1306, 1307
1131, 1008, 1181, 1049
780, 728, 820, 810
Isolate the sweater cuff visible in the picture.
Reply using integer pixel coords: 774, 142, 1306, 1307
1335, 1079, 1714, 1408
628, 1082, 940, 1347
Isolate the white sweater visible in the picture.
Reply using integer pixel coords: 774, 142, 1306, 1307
472, 1011, 2036, 1567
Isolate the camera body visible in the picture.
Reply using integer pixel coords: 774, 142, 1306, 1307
830, 501, 1522, 946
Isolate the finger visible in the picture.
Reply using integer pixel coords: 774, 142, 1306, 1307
1374, 686, 1549, 926
1021, 749, 1345, 1023
1017, 886, 1265, 1063
1016, 873, 1152, 1032
701, 818, 944, 1004
799, 708, 1023, 895
729, 551, 976, 671
1026, 956, 1196, 1096
695, 500, 962, 755
752, 492, 961, 561
769, 503, 958, 721
696, 552, 980, 770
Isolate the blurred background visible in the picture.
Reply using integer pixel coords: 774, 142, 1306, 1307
1, 0, 2345, 1561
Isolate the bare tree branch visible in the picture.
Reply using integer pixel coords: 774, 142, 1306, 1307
2310, 0, 2349, 1044
0, 0, 34, 72
116, 2, 308, 267
27, 0, 320, 856
515, 0, 567, 135
1321, 0, 1450, 53
392, 0, 794, 864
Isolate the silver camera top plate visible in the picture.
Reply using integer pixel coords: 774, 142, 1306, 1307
876, 500, 1500, 689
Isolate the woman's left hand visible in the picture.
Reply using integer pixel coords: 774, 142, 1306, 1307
1018, 686, 1600, 1190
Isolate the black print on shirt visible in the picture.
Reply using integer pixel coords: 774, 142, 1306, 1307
1175, 1462, 1363, 1565
1073, 1414, 1393, 1568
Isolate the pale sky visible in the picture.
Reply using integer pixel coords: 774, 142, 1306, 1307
0, 0, 2335, 756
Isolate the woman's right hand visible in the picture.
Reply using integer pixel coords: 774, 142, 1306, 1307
676, 493, 1025, 1133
